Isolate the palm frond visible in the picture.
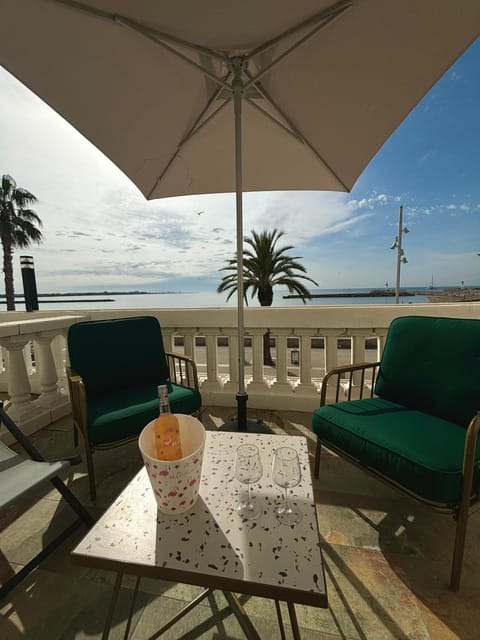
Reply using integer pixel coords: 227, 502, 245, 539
217, 228, 317, 306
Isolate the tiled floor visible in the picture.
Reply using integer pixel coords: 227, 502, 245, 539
1, 406, 479, 639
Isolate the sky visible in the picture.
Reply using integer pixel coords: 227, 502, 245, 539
0, 39, 479, 294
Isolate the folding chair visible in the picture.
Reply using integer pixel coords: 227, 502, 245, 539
0, 404, 93, 600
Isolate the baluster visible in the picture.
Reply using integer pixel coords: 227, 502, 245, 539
376, 332, 387, 359
182, 331, 195, 360
163, 330, 174, 352
295, 333, 317, 395
200, 331, 221, 391
324, 333, 339, 373
0, 336, 38, 424
351, 333, 366, 387
223, 331, 239, 393
271, 332, 292, 393
246, 329, 268, 393
52, 334, 68, 394
33, 331, 71, 419
351, 333, 364, 364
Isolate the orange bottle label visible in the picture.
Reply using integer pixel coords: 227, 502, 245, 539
154, 412, 183, 461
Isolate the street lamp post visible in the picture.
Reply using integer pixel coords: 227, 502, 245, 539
390, 205, 409, 304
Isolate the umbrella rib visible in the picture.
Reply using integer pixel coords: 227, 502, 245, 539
117, 17, 231, 92
147, 98, 232, 199
245, 100, 304, 144
244, 5, 351, 91
52, 0, 229, 63
245, 0, 352, 61
244, 76, 349, 191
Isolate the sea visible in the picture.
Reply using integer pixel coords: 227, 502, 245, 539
15, 287, 436, 311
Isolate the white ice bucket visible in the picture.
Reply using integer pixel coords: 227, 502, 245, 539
138, 414, 206, 515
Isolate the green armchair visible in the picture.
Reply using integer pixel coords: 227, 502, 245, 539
312, 315, 480, 591
67, 316, 201, 501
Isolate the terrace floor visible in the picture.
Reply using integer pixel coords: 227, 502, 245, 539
1, 406, 479, 640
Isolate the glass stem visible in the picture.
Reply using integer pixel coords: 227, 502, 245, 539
284, 487, 291, 513
247, 483, 252, 506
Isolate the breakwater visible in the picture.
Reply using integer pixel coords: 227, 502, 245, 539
283, 290, 417, 299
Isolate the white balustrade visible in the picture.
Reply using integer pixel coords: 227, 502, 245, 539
0, 315, 86, 441
0, 303, 478, 437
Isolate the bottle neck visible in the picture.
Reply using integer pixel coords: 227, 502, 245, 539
158, 386, 171, 414
159, 398, 171, 414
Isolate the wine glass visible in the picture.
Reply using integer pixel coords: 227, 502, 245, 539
272, 447, 302, 526
234, 444, 263, 519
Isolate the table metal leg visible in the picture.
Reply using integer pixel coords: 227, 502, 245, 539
223, 591, 262, 640
123, 575, 141, 640
287, 601, 301, 640
274, 600, 288, 640
102, 572, 123, 640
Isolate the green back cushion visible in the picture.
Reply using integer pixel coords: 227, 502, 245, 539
374, 316, 480, 427
68, 316, 170, 396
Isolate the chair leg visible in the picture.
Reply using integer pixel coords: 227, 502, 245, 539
84, 442, 97, 503
450, 503, 470, 591
314, 439, 322, 478
73, 424, 79, 448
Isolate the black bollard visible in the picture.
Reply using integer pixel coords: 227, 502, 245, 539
20, 255, 39, 311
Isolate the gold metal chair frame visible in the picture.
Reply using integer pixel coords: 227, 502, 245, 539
67, 351, 199, 503
314, 361, 480, 591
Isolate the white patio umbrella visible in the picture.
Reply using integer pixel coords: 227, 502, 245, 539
1, 0, 478, 431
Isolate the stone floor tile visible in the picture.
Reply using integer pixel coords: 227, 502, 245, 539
0, 569, 149, 640
2, 406, 480, 639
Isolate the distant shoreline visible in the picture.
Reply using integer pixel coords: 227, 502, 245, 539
0, 298, 115, 304
0, 291, 189, 298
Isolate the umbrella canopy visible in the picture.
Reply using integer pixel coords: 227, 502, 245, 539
1, 1, 478, 198
1, 0, 478, 429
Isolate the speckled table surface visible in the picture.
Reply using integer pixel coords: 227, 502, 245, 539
72, 431, 327, 608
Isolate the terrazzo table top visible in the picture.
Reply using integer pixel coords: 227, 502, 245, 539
72, 431, 327, 608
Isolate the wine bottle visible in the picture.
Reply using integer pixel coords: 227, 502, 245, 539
154, 384, 183, 461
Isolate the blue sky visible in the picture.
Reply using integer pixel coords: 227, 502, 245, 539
0, 38, 478, 294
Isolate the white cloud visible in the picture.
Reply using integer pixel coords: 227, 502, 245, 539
0, 66, 378, 291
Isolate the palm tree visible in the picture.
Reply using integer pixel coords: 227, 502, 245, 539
0, 175, 42, 310
217, 229, 318, 366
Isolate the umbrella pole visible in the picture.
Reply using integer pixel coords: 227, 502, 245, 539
220, 58, 269, 434
233, 60, 247, 430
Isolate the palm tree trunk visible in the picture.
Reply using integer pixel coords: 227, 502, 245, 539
259, 287, 275, 367
2, 237, 15, 311
263, 329, 275, 367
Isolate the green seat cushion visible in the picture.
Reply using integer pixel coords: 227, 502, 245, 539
88, 383, 201, 446
374, 316, 480, 427
312, 397, 480, 505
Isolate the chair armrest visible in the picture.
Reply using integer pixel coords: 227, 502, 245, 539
165, 352, 199, 391
66, 366, 89, 438
461, 413, 480, 508
320, 361, 380, 406
48, 455, 82, 466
